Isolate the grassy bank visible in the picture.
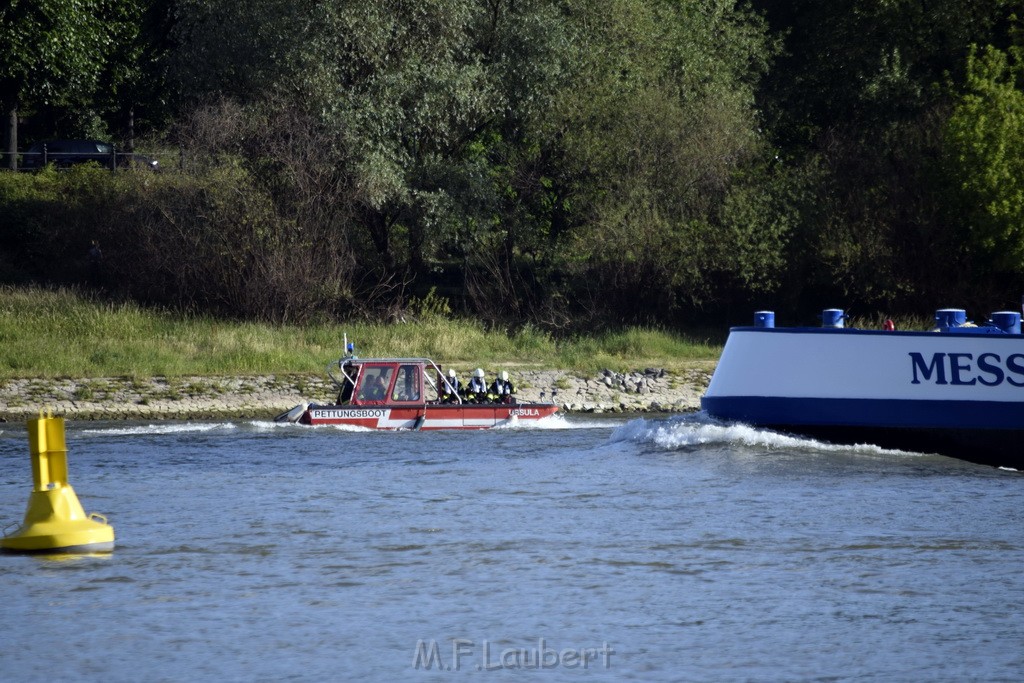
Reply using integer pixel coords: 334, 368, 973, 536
0, 287, 722, 379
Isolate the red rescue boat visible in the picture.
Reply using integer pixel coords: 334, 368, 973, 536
276, 352, 559, 430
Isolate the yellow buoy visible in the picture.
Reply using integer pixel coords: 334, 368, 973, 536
1, 410, 114, 553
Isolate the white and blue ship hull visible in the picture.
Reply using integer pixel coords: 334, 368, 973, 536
702, 315, 1024, 468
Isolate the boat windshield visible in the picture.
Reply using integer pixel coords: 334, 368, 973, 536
357, 366, 395, 402
391, 364, 422, 402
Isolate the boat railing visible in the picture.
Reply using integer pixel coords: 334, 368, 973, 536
425, 359, 462, 405
326, 357, 357, 390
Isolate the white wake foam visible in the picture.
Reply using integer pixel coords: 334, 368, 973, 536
610, 412, 921, 456
495, 413, 614, 430
81, 422, 238, 436
247, 419, 307, 431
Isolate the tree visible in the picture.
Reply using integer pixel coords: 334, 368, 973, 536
750, 0, 1018, 313
1, 0, 107, 166
754, 0, 1014, 149
164, 0, 782, 324
168, 0, 568, 315
944, 45, 1024, 274
93, 0, 175, 148
543, 0, 778, 321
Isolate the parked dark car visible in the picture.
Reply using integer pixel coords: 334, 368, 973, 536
21, 139, 159, 171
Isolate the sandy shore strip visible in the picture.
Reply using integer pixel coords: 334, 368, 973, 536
0, 364, 715, 422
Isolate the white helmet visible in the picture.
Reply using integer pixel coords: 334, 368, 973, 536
474, 368, 484, 378
448, 368, 456, 378
501, 371, 509, 381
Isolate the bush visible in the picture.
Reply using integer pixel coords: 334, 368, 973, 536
0, 142, 358, 323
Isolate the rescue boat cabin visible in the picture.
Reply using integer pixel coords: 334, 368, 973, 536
330, 357, 460, 406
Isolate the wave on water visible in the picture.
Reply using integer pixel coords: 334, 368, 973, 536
247, 420, 373, 433
495, 413, 616, 430
80, 422, 238, 437
610, 412, 922, 457
246, 419, 308, 432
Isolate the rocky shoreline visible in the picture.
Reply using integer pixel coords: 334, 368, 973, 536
0, 364, 715, 422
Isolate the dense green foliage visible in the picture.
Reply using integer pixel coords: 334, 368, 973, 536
753, 0, 1020, 313
0, 0, 164, 147
944, 45, 1024, 274
2, 1, 1023, 329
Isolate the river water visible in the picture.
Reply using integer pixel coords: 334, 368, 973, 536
1, 413, 1022, 682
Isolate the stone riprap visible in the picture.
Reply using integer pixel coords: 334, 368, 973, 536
0, 365, 713, 421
